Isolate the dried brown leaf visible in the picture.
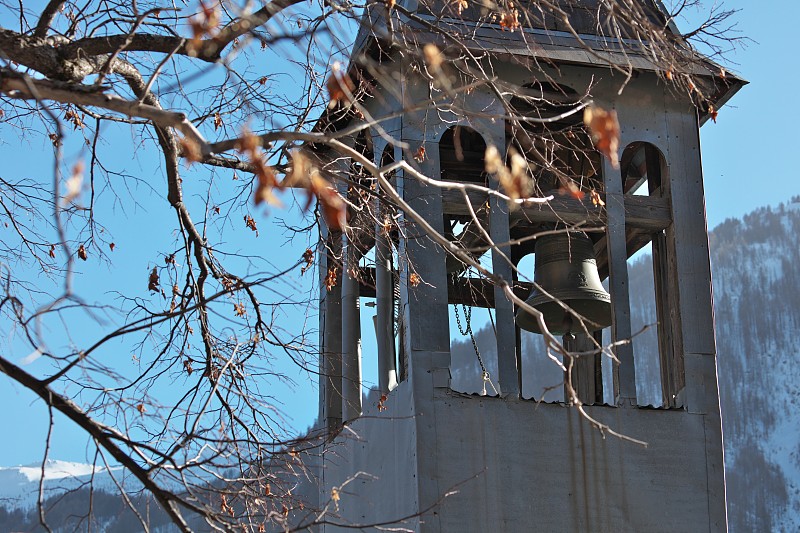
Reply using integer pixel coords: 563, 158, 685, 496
485, 146, 530, 205
708, 104, 718, 123
180, 136, 202, 163
326, 63, 355, 107
309, 175, 346, 231
325, 267, 337, 291
64, 160, 83, 204
498, 3, 520, 31
301, 248, 314, 274
423, 44, 443, 71
559, 180, 585, 201
589, 189, 605, 207
253, 162, 282, 207
65, 108, 85, 130
583, 106, 620, 168
236, 127, 262, 155
148, 267, 160, 292
244, 214, 259, 236
285, 150, 314, 188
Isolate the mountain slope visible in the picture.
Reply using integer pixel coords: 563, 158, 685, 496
709, 200, 800, 531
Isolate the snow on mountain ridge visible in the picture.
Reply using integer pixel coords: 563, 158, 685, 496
6, 459, 119, 482
0, 460, 126, 509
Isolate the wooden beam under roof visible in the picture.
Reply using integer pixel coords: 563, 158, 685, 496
355, 266, 532, 308
442, 189, 671, 232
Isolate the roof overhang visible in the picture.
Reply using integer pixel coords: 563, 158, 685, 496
315, 5, 746, 135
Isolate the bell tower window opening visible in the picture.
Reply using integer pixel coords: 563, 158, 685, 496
438, 126, 503, 395
440, 126, 489, 185
506, 82, 609, 406
606, 141, 679, 408
515, 234, 608, 406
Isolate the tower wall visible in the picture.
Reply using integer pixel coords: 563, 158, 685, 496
318, 26, 732, 532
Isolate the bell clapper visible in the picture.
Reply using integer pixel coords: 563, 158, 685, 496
562, 313, 576, 341
481, 370, 499, 397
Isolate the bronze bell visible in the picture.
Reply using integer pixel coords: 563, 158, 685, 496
516, 232, 612, 335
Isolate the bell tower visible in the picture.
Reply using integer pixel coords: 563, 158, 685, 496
314, 1, 745, 531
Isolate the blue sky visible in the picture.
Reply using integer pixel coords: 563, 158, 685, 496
695, 0, 800, 228
1, 0, 797, 467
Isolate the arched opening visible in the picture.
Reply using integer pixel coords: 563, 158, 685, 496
607, 141, 679, 408
439, 125, 492, 275
621, 141, 667, 196
439, 125, 488, 185
506, 81, 602, 196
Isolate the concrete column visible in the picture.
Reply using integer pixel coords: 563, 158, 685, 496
321, 230, 343, 431
485, 126, 519, 397
375, 218, 399, 394
341, 235, 363, 422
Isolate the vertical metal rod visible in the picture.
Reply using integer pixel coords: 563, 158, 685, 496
341, 236, 363, 422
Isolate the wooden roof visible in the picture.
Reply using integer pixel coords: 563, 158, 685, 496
312, 0, 746, 136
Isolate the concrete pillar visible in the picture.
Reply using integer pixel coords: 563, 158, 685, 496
341, 235, 363, 422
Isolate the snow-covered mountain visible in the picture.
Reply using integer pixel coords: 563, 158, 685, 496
0, 459, 124, 509
709, 200, 800, 532
0, 460, 177, 532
